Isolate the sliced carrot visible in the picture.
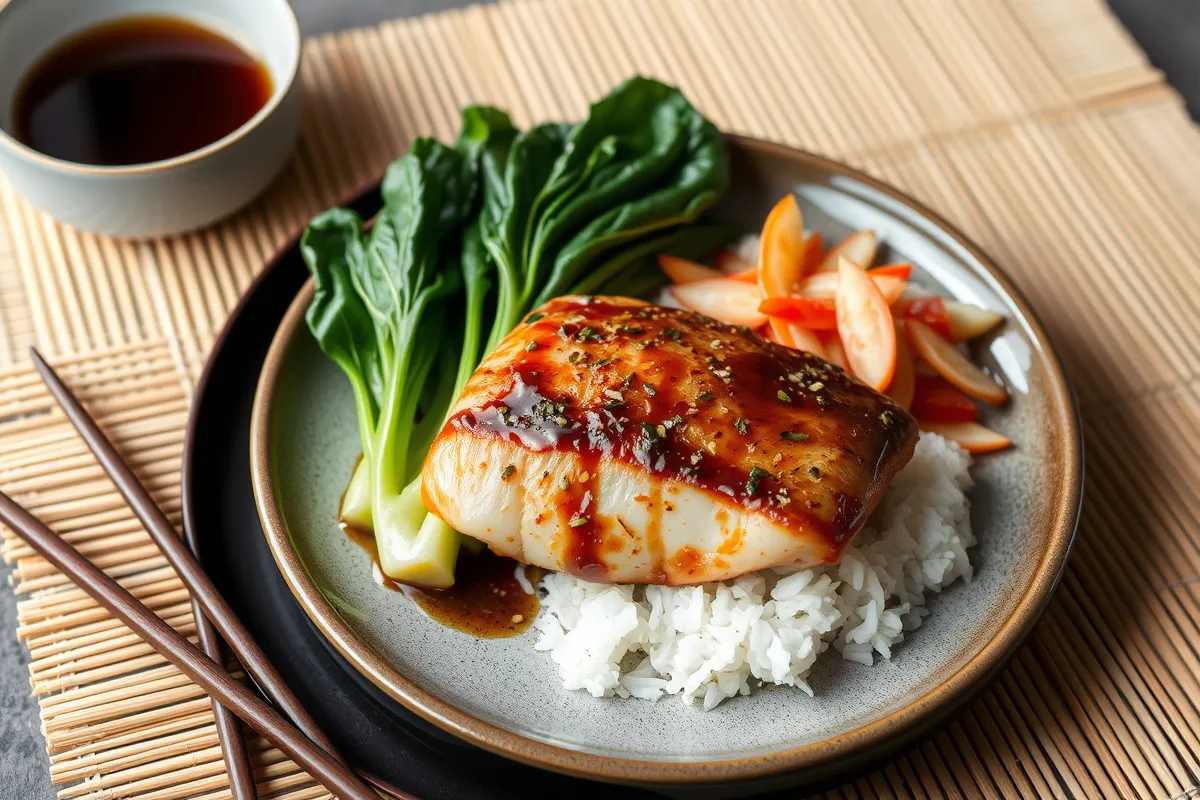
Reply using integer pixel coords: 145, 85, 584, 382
816, 230, 877, 272
835, 257, 896, 391
757, 195, 808, 296
758, 296, 837, 330
671, 279, 767, 328
819, 331, 849, 371
715, 249, 754, 274
906, 319, 1008, 404
904, 296, 953, 340
758, 195, 816, 349
800, 232, 826, 273
658, 254, 723, 285
944, 299, 1004, 341
797, 271, 907, 305
729, 267, 759, 284
869, 263, 913, 280
886, 322, 915, 410
920, 421, 1011, 453
911, 375, 979, 423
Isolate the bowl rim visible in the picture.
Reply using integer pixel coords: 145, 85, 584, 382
243, 135, 1083, 786
0, 0, 301, 176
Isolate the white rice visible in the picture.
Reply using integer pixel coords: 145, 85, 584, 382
529, 432, 975, 710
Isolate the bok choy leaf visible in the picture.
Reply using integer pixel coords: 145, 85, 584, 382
303, 138, 477, 587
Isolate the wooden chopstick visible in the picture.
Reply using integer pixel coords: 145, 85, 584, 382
0, 489, 379, 800
32, 349, 257, 799
28, 347, 260, 796
28, 349, 414, 799
195, 611, 258, 798
29, 351, 344, 748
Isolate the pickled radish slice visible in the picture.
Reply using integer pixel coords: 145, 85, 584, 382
907, 319, 1008, 404
658, 254, 723, 285
921, 421, 1011, 453
944, 299, 1004, 341
904, 296, 953, 340
798, 271, 907, 305
782, 324, 828, 359
816, 230, 877, 272
835, 257, 896, 391
757, 195, 808, 297
671, 279, 767, 328
869, 263, 912, 280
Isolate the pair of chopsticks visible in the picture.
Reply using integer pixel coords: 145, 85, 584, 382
0, 350, 412, 800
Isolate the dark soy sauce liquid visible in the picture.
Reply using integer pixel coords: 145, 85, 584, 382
13, 16, 272, 166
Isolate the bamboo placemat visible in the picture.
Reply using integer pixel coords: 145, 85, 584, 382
1, 0, 1198, 797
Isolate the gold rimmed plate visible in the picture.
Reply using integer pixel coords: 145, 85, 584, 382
249, 136, 1081, 792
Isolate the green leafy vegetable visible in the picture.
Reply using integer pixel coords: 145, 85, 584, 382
303, 77, 731, 588
304, 138, 477, 587
302, 210, 380, 458
475, 77, 729, 342
746, 466, 771, 495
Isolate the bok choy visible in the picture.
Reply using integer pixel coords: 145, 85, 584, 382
302, 77, 732, 588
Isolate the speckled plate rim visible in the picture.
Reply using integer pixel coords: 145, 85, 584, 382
247, 135, 1083, 787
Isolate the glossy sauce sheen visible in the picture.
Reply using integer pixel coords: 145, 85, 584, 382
437, 296, 917, 581
341, 524, 537, 638
13, 16, 272, 166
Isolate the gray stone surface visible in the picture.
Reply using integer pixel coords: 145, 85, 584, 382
0, 1, 1197, 798
0, 595, 47, 800
1109, 0, 1200, 119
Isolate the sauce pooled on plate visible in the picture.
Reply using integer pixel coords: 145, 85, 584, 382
340, 521, 538, 639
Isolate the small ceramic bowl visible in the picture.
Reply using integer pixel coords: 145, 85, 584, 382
0, 0, 302, 238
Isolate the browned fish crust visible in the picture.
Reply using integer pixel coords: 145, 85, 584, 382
425, 295, 919, 581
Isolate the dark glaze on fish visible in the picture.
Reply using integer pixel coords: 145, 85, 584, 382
423, 295, 918, 585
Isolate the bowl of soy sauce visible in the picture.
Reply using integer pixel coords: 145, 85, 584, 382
0, 0, 301, 238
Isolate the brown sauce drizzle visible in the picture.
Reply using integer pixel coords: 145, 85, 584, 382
644, 483, 667, 584
340, 514, 537, 638
558, 460, 607, 580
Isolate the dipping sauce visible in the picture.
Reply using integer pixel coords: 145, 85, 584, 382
12, 16, 272, 166
341, 522, 539, 639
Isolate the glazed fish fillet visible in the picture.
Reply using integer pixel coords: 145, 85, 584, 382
422, 295, 918, 585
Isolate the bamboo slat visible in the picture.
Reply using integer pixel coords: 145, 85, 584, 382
1, 0, 1198, 797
